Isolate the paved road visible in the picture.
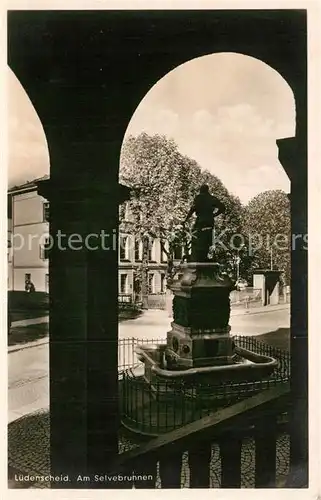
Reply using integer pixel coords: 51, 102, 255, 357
8, 306, 289, 423
119, 306, 290, 340
230, 308, 290, 336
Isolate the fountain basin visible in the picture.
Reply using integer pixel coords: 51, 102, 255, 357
136, 342, 278, 384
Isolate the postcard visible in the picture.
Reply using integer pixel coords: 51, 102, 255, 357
4, 1, 320, 498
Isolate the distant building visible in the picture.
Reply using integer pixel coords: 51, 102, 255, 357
7, 178, 182, 304
8, 176, 50, 293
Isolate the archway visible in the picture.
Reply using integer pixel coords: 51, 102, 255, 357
8, 68, 50, 293
7, 10, 307, 487
119, 52, 295, 305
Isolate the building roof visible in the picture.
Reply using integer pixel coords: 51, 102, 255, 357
8, 175, 50, 195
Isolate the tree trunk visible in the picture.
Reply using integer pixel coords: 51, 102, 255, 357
141, 236, 149, 309
160, 240, 176, 285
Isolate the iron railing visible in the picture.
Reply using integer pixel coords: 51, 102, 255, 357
118, 337, 166, 372
113, 383, 291, 488
118, 335, 290, 377
118, 336, 290, 436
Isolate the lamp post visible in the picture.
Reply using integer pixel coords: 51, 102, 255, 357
235, 244, 246, 281
236, 255, 241, 280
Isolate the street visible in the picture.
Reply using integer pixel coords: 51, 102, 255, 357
8, 344, 49, 423
8, 305, 290, 423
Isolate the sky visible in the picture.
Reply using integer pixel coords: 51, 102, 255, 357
8, 52, 295, 203
8, 68, 50, 188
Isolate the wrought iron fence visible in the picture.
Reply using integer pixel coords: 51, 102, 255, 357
233, 335, 290, 381
118, 335, 290, 435
146, 293, 167, 310
118, 335, 290, 376
118, 337, 166, 373
118, 294, 133, 304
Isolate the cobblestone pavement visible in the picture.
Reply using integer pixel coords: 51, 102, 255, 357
8, 409, 290, 489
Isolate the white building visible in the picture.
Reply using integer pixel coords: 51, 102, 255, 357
8, 177, 50, 293
8, 178, 180, 302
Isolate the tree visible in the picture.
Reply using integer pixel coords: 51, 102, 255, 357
119, 133, 247, 305
198, 169, 246, 275
120, 133, 198, 306
242, 190, 291, 285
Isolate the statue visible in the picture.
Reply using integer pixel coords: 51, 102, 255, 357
184, 184, 225, 262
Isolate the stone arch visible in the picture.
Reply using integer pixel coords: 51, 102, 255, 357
120, 52, 296, 190
7, 11, 307, 485
8, 67, 50, 186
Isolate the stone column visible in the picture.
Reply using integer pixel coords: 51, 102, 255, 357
277, 136, 308, 485
37, 177, 130, 487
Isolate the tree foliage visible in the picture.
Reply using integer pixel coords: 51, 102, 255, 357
119, 133, 247, 301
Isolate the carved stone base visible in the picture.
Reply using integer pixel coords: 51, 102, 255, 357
166, 323, 235, 369
167, 262, 235, 368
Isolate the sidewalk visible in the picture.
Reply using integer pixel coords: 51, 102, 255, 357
8, 304, 289, 353
230, 303, 289, 317
8, 318, 49, 353
11, 315, 49, 328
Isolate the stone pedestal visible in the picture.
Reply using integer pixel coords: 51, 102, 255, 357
166, 263, 235, 369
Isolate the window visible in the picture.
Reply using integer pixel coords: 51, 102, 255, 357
119, 202, 132, 222
119, 235, 128, 261
125, 203, 131, 221
173, 244, 182, 260
40, 237, 50, 260
161, 242, 168, 262
160, 273, 166, 293
120, 274, 128, 294
148, 239, 155, 262
135, 239, 142, 261
43, 202, 50, 222
148, 274, 155, 294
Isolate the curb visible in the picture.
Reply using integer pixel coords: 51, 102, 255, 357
230, 305, 289, 317
8, 337, 49, 354
8, 305, 289, 353
11, 316, 49, 328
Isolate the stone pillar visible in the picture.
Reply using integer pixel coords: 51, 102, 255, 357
37, 178, 130, 487
167, 263, 234, 368
277, 136, 308, 485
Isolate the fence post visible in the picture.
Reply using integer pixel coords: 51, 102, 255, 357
159, 450, 182, 488
188, 443, 212, 487
255, 414, 277, 487
220, 434, 242, 488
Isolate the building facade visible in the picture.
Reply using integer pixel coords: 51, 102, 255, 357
8, 178, 50, 293
8, 178, 180, 301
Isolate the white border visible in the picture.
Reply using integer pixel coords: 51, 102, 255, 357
1, 1, 320, 499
